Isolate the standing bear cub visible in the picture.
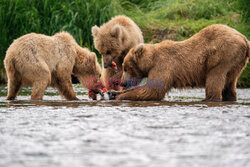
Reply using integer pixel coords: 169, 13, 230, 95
92, 15, 143, 89
4, 32, 101, 100
115, 24, 249, 101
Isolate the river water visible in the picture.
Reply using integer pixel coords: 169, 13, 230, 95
0, 85, 250, 167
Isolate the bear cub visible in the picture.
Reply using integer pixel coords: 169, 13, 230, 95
92, 15, 143, 90
115, 24, 249, 101
4, 32, 101, 100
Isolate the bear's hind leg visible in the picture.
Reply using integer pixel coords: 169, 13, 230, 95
7, 79, 22, 100
31, 79, 50, 100
222, 70, 237, 101
30, 69, 51, 100
222, 82, 237, 101
222, 65, 246, 101
205, 67, 228, 102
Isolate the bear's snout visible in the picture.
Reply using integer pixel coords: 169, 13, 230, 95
103, 56, 113, 68
104, 62, 112, 68
120, 80, 127, 87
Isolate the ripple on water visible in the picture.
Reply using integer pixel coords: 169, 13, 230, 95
0, 86, 250, 167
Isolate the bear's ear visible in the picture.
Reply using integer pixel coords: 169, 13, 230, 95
111, 24, 122, 38
133, 44, 144, 60
89, 52, 97, 62
92, 52, 97, 60
92, 26, 100, 37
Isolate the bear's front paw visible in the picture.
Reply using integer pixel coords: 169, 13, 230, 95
115, 94, 127, 100
107, 90, 121, 100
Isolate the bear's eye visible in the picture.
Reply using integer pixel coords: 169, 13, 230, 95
124, 67, 127, 72
106, 50, 111, 55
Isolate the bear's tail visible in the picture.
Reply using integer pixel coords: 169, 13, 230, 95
248, 40, 250, 58
4, 55, 16, 79
244, 37, 250, 58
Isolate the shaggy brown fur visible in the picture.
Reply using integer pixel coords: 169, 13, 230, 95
4, 32, 101, 100
115, 24, 249, 101
92, 15, 143, 89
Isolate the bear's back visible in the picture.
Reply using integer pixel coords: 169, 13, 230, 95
6, 33, 58, 60
5, 32, 77, 73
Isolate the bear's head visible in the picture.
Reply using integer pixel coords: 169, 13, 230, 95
121, 44, 153, 88
92, 24, 125, 68
74, 49, 101, 88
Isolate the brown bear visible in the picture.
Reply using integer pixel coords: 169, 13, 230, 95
4, 32, 101, 100
91, 15, 144, 89
114, 24, 249, 101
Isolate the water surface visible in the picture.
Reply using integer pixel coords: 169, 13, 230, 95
0, 85, 250, 167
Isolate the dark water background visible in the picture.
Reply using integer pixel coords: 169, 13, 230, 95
0, 86, 250, 167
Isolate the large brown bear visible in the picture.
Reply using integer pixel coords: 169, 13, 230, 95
115, 24, 249, 101
91, 15, 143, 89
4, 32, 101, 100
